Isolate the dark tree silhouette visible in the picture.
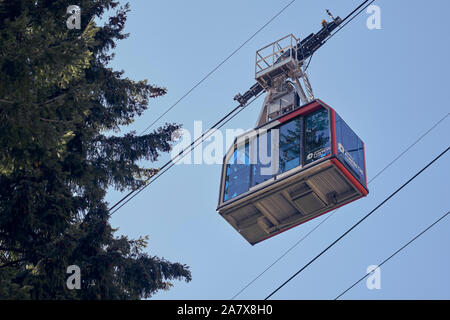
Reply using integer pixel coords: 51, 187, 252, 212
0, 0, 191, 299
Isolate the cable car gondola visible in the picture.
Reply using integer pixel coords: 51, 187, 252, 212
217, 25, 368, 245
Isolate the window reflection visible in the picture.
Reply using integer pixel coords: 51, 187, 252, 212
251, 131, 273, 186
223, 143, 251, 201
335, 113, 366, 184
222, 107, 357, 203
304, 109, 330, 165
279, 118, 301, 173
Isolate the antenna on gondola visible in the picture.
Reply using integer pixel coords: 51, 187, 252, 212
326, 9, 336, 21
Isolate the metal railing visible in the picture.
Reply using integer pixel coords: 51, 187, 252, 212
255, 34, 298, 78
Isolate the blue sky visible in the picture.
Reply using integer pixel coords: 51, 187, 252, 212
105, 0, 450, 299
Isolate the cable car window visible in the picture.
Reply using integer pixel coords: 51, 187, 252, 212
223, 143, 251, 201
279, 118, 302, 173
251, 131, 273, 187
304, 108, 331, 165
335, 113, 366, 184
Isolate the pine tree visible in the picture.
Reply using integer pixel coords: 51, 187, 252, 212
0, 0, 191, 299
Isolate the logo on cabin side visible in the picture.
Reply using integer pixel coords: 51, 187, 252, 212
307, 147, 330, 161
338, 143, 364, 177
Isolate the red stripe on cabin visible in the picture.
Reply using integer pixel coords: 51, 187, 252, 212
362, 141, 368, 187
331, 158, 368, 196
331, 109, 337, 155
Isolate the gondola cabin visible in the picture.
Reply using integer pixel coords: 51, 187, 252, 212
217, 99, 368, 245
